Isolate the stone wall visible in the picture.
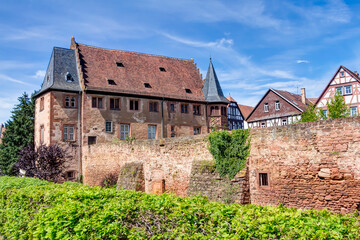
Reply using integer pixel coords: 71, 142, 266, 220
249, 117, 360, 213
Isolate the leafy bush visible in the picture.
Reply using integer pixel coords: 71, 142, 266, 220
1, 177, 359, 239
208, 129, 250, 179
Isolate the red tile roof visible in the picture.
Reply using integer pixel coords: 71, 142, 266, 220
272, 89, 311, 111
238, 104, 254, 119
76, 43, 205, 101
308, 98, 318, 104
226, 96, 237, 102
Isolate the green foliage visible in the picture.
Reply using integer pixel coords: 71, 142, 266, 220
208, 129, 250, 179
1, 177, 360, 239
327, 91, 350, 119
0, 92, 35, 175
299, 104, 321, 122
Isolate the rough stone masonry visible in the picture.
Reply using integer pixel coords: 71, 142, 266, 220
83, 117, 360, 213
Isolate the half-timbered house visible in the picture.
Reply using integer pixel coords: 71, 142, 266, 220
226, 96, 244, 130
315, 65, 360, 117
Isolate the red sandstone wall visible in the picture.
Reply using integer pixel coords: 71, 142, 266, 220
249, 117, 360, 213
82, 135, 212, 196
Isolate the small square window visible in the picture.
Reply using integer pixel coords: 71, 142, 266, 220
282, 119, 287, 125
66, 171, 75, 180
88, 136, 96, 145
261, 122, 266, 128
144, 83, 152, 88
108, 79, 116, 85
105, 121, 112, 133
351, 106, 358, 116
149, 102, 158, 112
340, 71, 345, 78
259, 173, 268, 186
116, 62, 124, 67
181, 104, 188, 113
194, 127, 201, 135
129, 100, 139, 111
110, 98, 120, 110
159, 67, 166, 72
185, 88, 192, 94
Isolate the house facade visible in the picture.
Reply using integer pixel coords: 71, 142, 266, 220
238, 104, 254, 129
315, 65, 360, 117
34, 37, 228, 180
226, 96, 244, 130
246, 88, 311, 128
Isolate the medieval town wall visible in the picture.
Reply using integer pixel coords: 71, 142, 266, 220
82, 117, 360, 213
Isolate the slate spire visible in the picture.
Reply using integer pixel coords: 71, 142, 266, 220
202, 59, 229, 103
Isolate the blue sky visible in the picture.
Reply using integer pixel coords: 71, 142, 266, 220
1, 0, 360, 123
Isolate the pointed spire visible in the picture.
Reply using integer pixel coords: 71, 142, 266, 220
202, 59, 229, 103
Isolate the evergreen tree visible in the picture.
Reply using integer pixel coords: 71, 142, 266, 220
0, 92, 35, 175
327, 91, 350, 119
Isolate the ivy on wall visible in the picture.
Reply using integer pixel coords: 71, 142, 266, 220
208, 129, 250, 179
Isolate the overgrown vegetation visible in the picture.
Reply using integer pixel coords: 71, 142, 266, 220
208, 129, 250, 179
300, 92, 350, 122
1, 176, 360, 239
15, 144, 66, 182
0, 92, 35, 175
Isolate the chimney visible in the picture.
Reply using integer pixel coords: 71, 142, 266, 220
355, 71, 359, 76
301, 88, 306, 104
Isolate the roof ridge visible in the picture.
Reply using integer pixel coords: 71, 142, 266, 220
77, 43, 193, 62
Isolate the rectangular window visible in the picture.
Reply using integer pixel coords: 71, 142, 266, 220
282, 119, 287, 125
193, 105, 200, 115
105, 121, 112, 132
351, 106, 358, 116
149, 102, 158, 112
345, 85, 352, 95
194, 127, 201, 135
110, 98, 120, 110
92, 97, 103, 108
40, 97, 44, 111
40, 125, 44, 144
181, 104, 188, 113
335, 86, 343, 95
264, 103, 269, 112
65, 96, 76, 108
120, 124, 130, 140
261, 122, 266, 128
63, 125, 75, 141
340, 71, 345, 78
323, 110, 327, 117
169, 103, 175, 112
170, 125, 175, 138
259, 173, 268, 186
275, 101, 280, 111
130, 100, 139, 111
148, 125, 157, 139
221, 106, 227, 116
66, 171, 75, 180
88, 136, 96, 145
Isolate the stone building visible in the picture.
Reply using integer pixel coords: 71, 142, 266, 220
246, 88, 312, 128
316, 65, 360, 117
34, 37, 228, 180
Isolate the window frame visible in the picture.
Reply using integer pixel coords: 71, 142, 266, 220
63, 125, 75, 142
258, 172, 269, 187
181, 104, 188, 114
88, 136, 97, 145
120, 124, 130, 140
340, 71, 345, 78
149, 101, 158, 112
350, 106, 358, 117
193, 127, 201, 135
275, 101, 280, 111
129, 99, 139, 111
109, 98, 120, 110
282, 119, 287, 126
148, 125, 157, 139
169, 103, 175, 112
65, 95, 76, 108
40, 125, 44, 144
264, 103, 269, 112
335, 86, 343, 95
193, 105, 201, 115
40, 97, 44, 112
92, 97, 103, 109
105, 121, 113, 133
344, 85, 352, 95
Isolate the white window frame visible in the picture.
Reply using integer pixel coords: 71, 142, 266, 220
344, 85, 352, 95
264, 103, 269, 112
351, 106, 358, 116
275, 101, 280, 111
63, 125, 75, 141
335, 86, 343, 95
105, 121, 112, 133
148, 125, 157, 139
282, 119, 287, 126
261, 122, 266, 128
120, 124, 130, 140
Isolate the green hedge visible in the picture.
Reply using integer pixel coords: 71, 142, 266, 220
1, 177, 360, 239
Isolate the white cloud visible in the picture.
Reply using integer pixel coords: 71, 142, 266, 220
0, 73, 36, 86
32, 70, 46, 79
162, 33, 233, 49
296, 60, 309, 64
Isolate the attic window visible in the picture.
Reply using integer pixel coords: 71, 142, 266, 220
65, 72, 73, 82
108, 79, 116, 85
47, 75, 50, 82
144, 83, 152, 88
159, 67, 166, 72
185, 88, 192, 94
116, 62, 124, 67
340, 71, 345, 78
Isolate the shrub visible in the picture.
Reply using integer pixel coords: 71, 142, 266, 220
101, 173, 118, 188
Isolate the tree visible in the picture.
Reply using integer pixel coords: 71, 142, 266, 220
327, 91, 350, 119
299, 104, 321, 122
0, 92, 35, 175
15, 145, 66, 182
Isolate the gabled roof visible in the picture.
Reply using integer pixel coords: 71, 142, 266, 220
202, 60, 229, 104
75, 42, 205, 102
308, 98, 318, 105
238, 104, 254, 119
37, 47, 81, 96
315, 65, 360, 106
246, 88, 311, 121
226, 96, 237, 102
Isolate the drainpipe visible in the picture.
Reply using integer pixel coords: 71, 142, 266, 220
161, 97, 164, 138
77, 91, 82, 182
